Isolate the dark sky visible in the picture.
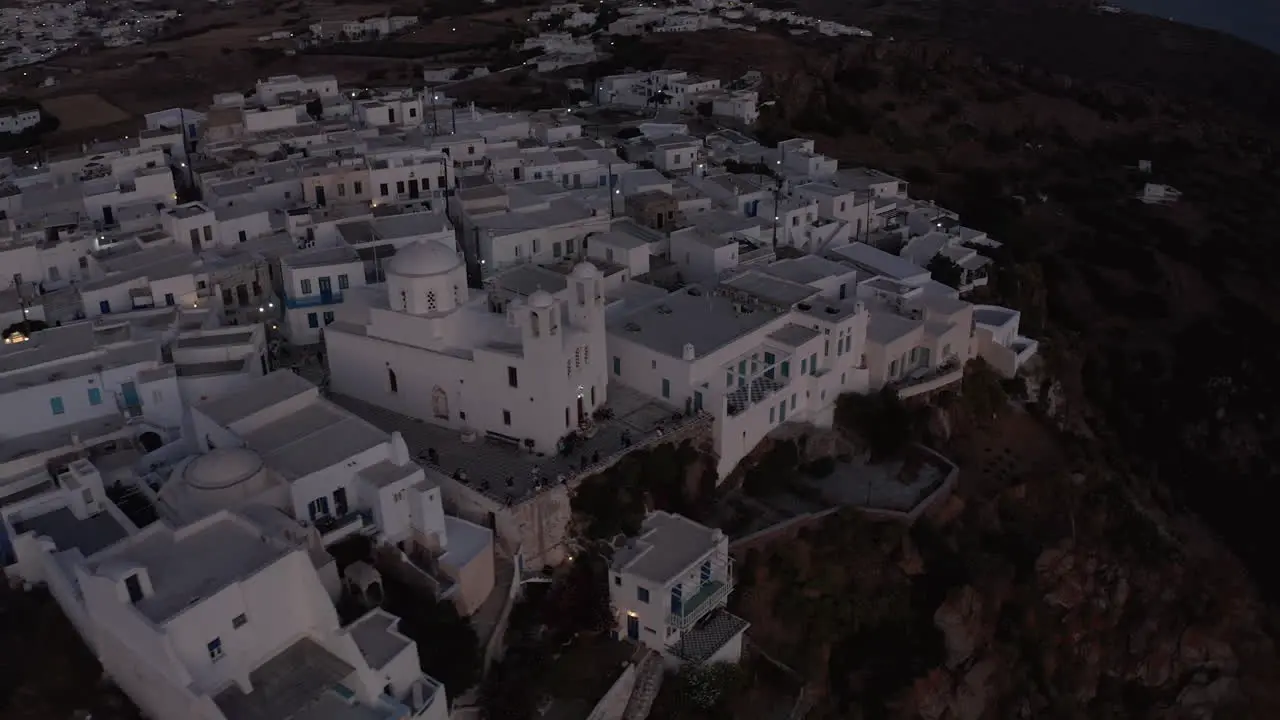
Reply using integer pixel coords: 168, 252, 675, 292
1116, 0, 1280, 53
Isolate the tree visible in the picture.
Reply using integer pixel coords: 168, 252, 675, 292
927, 254, 964, 287
542, 551, 614, 643
834, 389, 914, 461
668, 663, 746, 717
382, 582, 481, 696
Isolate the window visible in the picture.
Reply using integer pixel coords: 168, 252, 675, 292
532, 238, 541, 254
661, 378, 670, 398
88, 388, 102, 406
769, 407, 775, 423
337, 183, 346, 197
614, 575, 621, 586
809, 353, 817, 374
409, 107, 417, 118
508, 366, 518, 388
791, 394, 797, 410
238, 229, 247, 243
338, 274, 349, 290
125, 574, 144, 604
553, 241, 563, 258
165, 292, 175, 306
380, 183, 389, 196
208, 638, 224, 661
781, 360, 790, 378
388, 368, 398, 393
613, 356, 621, 375
637, 587, 650, 603
889, 359, 898, 377
301, 279, 313, 295
396, 180, 406, 195
800, 357, 807, 374
437, 175, 447, 189
502, 410, 511, 426
189, 227, 200, 247
354, 181, 363, 195
232, 614, 247, 629
203, 226, 212, 244
307, 312, 319, 328
79, 256, 88, 269
566, 238, 575, 253
467, 145, 475, 155
50, 397, 64, 415
323, 311, 334, 325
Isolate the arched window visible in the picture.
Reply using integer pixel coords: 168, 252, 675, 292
387, 367, 398, 393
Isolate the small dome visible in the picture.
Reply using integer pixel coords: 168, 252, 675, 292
159, 448, 278, 523
528, 290, 555, 309
387, 241, 461, 277
571, 261, 600, 279
185, 448, 264, 490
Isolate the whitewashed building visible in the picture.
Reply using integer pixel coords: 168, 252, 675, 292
610, 511, 748, 668
325, 243, 609, 455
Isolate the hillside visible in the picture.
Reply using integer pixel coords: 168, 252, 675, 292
574, 4, 1280, 718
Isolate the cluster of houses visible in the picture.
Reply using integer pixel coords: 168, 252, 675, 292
528, 0, 870, 39
0, 62, 1037, 719
0, 0, 180, 67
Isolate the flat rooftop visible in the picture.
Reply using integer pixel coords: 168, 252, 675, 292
608, 286, 784, 360
195, 369, 317, 427
613, 511, 721, 585
175, 330, 257, 348
13, 506, 129, 558
214, 638, 364, 720
90, 513, 291, 623
722, 271, 818, 307
242, 401, 389, 481
349, 610, 411, 670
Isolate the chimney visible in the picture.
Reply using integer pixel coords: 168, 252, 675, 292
390, 431, 410, 465
682, 343, 696, 361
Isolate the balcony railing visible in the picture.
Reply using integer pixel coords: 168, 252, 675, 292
284, 291, 343, 309
667, 559, 735, 631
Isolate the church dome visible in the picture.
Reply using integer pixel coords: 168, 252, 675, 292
159, 448, 277, 522
570, 261, 600, 279
528, 290, 555, 309
387, 241, 461, 277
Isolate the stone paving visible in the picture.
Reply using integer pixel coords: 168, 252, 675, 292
331, 385, 688, 505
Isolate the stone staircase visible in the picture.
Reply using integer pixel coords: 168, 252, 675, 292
621, 651, 664, 720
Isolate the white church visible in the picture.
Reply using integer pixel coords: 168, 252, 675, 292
324, 241, 610, 453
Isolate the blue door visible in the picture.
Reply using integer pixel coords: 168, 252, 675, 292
670, 584, 683, 617
626, 614, 639, 641
318, 276, 332, 301
121, 381, 140, 410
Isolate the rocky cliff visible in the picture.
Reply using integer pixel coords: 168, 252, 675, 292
733, 410, 1280, 719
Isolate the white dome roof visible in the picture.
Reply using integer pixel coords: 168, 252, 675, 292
159, 448, 277, 522
528, 290, 555, 309
571, 261, 600, 279
387, 241, 461, 277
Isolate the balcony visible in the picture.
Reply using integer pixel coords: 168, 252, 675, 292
667, 563, 735, 631
284, 290, 343, 309
313, 510, 371, 545
894, 358, 963, 399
